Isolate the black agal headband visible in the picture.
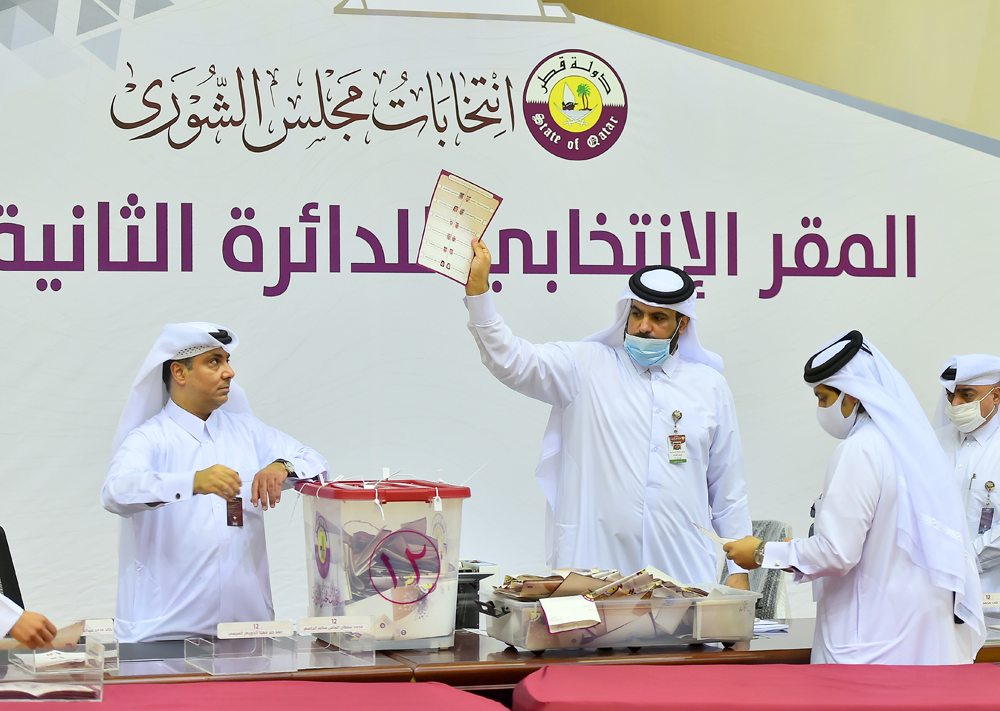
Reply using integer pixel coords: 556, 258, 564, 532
628, 266, 695, 305
209, 329, 232, 345
803, 330, 872, 384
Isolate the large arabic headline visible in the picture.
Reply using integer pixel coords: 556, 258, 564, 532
0, 199, 916, 298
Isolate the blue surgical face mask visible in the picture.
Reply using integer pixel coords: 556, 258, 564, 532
623, 322, 681, 368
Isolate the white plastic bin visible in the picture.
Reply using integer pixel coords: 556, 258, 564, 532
296, 479, 471, 650
479, 586, 760, 652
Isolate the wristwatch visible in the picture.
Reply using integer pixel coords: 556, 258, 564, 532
753, 540, 767, 567
274, 459, 295, 476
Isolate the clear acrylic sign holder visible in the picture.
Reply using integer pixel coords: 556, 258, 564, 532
183, 636, 297, 676
2, 638, 105, 701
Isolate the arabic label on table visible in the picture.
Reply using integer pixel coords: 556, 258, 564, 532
296, 616, 371, 634
216, 620, 294, 639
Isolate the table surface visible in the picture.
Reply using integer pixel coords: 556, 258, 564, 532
511, 662, 1000, 711
104, 619, 1000, 690
391, 619, 815, 689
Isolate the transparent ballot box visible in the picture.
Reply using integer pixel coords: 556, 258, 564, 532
184, 636, 296, 675
296, 479, 471, 650
9, 638, 105, 676
478, 586, 761, 652
1, 639, 105, 701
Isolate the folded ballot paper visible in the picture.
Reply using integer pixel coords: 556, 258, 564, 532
692, 522, 736, 546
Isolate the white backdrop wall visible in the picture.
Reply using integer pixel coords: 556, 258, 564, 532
1, 0, 999, 623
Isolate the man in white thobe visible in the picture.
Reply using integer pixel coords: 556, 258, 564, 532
0, 596, 56, 649
102, 323, 328, 642
725, 331, 984, 664
934, 355, 1000, 595
462, 239, 751, 587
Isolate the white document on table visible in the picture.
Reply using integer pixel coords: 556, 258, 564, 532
754, 620, 790, 634
416, 170, 502, 285
692, 522, 736, 546
538, 595, 601, 633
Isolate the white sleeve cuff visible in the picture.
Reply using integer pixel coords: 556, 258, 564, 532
760, 541, 793, 570
286, 457, 309, 478
285, 457, 325, 484
726, 558, 749, 576
0, 595, 24, 638
464, 291, 498, 326
158, 471, 194, 504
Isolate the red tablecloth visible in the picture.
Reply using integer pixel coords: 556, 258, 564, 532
513, 663, 1000, 711
0, 679, 507, 709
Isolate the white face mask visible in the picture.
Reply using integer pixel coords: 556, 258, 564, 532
946, 389, 999, 434
623, 319, 682, 368
817, 391, 860, 439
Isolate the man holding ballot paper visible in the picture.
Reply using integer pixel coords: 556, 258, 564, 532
460, 237, 752, 588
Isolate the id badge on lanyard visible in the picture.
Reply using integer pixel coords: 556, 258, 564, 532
227, 497, 244, 527
668, 410, 687, 464
979, 480, 995, 535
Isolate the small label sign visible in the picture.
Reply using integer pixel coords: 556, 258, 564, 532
297, 616, 371, 634
217, 621, 294, 639
984, 593, 1000, 607
83, 619, 115, 636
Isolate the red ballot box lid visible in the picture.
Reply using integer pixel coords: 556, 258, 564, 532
295, 479, 471, 501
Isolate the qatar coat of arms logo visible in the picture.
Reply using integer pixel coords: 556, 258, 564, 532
523, 49, 628, 160
314, 515, 331, 579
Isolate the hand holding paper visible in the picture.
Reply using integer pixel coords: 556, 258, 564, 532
466, 237, 491, 296
8, 612, 57, 650
722, 536, 764, 570
0, 620, 83, 651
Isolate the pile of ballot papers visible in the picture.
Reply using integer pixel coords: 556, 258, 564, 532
492, 568, 708, 604
342, 518, 443, 602
480, 567, 759, 651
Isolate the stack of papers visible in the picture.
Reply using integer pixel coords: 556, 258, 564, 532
492, 568, 712, 634
492, 569, 618, 600
753, 619, 790, 634
0, 683, 98, 701
492, 568, 709, 603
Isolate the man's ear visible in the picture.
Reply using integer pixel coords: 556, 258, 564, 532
842, 393, 861, 417
678, 314, 690, 335
170, 361, 187, 387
